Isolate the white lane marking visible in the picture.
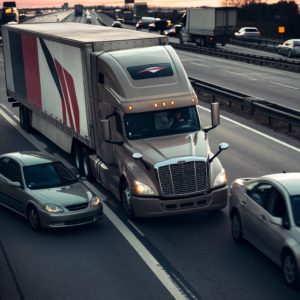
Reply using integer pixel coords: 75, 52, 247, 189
220, 69, 257, 80
128, 220, 145, 237
190, 62, 211, 68
269, 82, 299, 90
199, 105, 300, 153
0, 107, 189, 300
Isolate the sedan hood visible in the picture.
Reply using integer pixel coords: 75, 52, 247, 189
31, 182, 93, 206
129, 131, 208, 165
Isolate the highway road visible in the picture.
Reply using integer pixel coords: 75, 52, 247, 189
0, 12, 300, 300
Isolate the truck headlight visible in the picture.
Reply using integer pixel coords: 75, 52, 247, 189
134, 181, 155, 195
44, 204, 64, 213
213, 169, 227, 187
91, 196, 101, 206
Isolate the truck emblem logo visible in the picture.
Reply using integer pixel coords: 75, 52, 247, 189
177, 161, 186, 164
138, 67, 167, 74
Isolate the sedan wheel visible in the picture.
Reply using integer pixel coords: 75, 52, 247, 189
288, 50, 293, 58
231, 210, 244, 243
283, 250, 300, 289
27, 206, 42, 231
122, 181, 135, 220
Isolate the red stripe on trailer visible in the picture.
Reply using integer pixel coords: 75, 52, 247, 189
63, 69, 80, 134
54, 59, 70, 128
21, 34, 42, 110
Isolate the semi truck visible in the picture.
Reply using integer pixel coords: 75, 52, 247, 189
74, 4, 83, 17
2, 23, 229, 219
0, 1, 18, 30
134, 3, 147, 19
180, 7, 237, 47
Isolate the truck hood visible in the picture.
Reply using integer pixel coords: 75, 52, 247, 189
129, 131, 208, 165
31, 182, 94, 207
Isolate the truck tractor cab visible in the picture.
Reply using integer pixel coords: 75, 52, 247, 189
0, 1, 18, 29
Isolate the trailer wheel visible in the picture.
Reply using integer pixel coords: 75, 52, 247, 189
24, 107, 32, 133
82, 146, 94, 182
179, 35, 184, 44
200, 37, 206, 47
121, 181, 135, 220
19, 104, 25, 129
73, 143, 84, 175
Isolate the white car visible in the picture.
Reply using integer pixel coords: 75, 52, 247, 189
235, 27, 260, 38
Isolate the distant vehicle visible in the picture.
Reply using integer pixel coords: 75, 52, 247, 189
134, 2, 147, 19
136, 17, 158, 30
0, 1, 19, 29
112, 21, 122, 28
230, 173, 300, 289
234, 27, 260, 38
0, 152, 103, 231
149, 19, 172, 34
86, 16, 91, 24
164, 24, 183, 38
278, 39, 300, 58
180, 7, 237, 47
74, 4, 83, 17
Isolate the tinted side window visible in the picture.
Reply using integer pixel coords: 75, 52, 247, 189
267, 188, 287, 219
115, 114, 123, 136
246, 182, 272, 209
6, 160, 22, 183
0, 158, 10, 176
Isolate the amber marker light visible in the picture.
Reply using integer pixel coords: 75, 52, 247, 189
129, 105, 132, 110
192, 98, 195, 103
163, 102, 166, 107
171, 101, 175, 105
154, 103, 158, 108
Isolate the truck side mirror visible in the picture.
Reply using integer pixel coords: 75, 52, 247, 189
204, 102, 220, 133
102, 119, 111, 141
209, 143, 229, 163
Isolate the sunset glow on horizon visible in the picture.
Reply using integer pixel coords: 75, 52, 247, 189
16, 0, 283, 9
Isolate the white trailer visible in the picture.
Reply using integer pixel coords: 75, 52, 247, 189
181, 7, 237, 47
134, 3, 147, 19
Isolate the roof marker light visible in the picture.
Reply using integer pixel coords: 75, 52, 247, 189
163, 102, 166, 107
154, 103, 158, 108
171, 101, 175, 105
192, 98, 195, 103
129, 105, 132, 110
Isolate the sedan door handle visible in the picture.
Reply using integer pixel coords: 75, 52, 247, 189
241, 201, 246, 207
260, 215, 266, 222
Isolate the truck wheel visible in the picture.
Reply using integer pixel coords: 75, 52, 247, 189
288, 50, 293, 58
73, 143, 84, 175
24, 107, 32, 133
282, 249, 300, 289
231, 210, 244, 243
121, 181, 135, 220
19, 104, 25, 129
179, 35, 184, 44
82, 146, 94, 182
200, 37, 206, 47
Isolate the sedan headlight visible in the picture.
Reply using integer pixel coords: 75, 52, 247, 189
91, 196, 101, 206
213, 168, 227, 187
134, 181, 155, 195
44, 204, 64, 213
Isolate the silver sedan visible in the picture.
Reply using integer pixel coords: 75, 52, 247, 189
230, 173, 300, 289
0, 152, 103, 231
278, 39, 300, 58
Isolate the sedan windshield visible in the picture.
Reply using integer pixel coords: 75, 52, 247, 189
124, 106, 200, 140
23, 162, 77, 190
290, 195, 300, 227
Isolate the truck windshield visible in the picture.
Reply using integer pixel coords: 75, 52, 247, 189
124, 106, 200, 139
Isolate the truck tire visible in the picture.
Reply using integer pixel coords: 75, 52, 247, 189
19, 104, 25, 129
179, 35, 184, 44
24, 107, 32, 133
288, 50, 293, 58
121, 180, 135, 220
82, 146, 94, 182
200, 37, 206, 47
73, 143, 84, 175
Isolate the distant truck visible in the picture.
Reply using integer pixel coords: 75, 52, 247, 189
123, 10, 133, 21
74, 4, 83, 17
2, 23, 229, 219
0, 1, 18, 30
180, 7, 237, 47
134, 2, 147, 19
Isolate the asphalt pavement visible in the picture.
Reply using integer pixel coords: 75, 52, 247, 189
0, 12, 300, 300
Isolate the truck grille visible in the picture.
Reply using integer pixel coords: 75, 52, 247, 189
157, 161, 207, 196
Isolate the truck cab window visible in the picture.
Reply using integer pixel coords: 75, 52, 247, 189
124, 106, 200, 139
115, 113, 123, 137
98, 72, 104, 84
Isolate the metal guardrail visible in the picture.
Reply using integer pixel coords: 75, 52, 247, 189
231, 36, 282, 48
171, 43, 300, 73
189, 76, 300, 131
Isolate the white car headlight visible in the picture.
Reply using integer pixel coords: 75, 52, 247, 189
44, 204, 64, 213
91, 196, 101, 206
213, 168, 227, 187
134, 181, 155, 195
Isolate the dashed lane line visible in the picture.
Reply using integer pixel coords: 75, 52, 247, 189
269, 82, 299, 90
190, 62, 211, 68
220, 69, 257, 80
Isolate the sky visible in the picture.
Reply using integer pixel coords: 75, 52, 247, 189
16, 0, 283, 9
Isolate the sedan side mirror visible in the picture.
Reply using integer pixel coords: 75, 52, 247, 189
270, 216, 283, 227
11, 182, 21, 188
